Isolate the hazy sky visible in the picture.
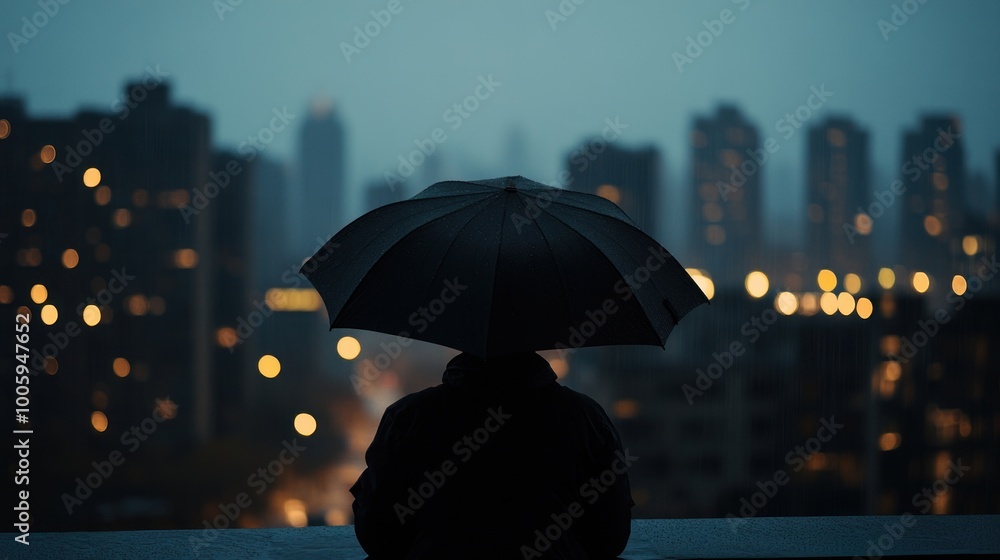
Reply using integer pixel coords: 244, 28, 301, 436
3, 0, 999, 239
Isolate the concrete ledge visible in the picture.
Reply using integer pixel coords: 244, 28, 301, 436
4, 515, 998, 559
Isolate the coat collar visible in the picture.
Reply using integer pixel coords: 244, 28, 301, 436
442, 352, 557, 391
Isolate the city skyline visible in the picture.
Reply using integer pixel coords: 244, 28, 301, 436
2, 1, 1000, 228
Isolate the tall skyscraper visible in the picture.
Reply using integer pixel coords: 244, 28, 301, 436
690, 105, 762, 287
297, 99, 345, 255
806, 117, 872, 279
900, 115, 965, 282
564, 142, 661, 236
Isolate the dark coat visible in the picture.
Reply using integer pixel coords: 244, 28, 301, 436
351, 351, 634, 559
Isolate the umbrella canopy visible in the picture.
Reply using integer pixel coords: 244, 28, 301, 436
301, 176, 708, 358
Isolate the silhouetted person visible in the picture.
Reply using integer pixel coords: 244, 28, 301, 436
351, 351, 634, 559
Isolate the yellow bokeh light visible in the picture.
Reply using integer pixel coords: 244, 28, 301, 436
686, 268, 715, 300
856, 297, 874, 319
94, 185, 112, 205
547, 356, 569, 379
174, 249, 199, 269
883, 361, 902, 381
83, 167, 102, 188
878, 268, 895, 290
951, 275, 967, 296
294, 413, 317, 436
820, 292, 838, 316
745, 271, 769, 298
82, 304, 102, 326
62, 248, 80, 269
0, 119, 10, 139
264, 288, 323, 312
30, 284, 48, 304
258, 354, 281, 378
337, 336, 362, 360
775, 292, 798, 316
817, 269, 837, 292
912, 272, 930, 293
216, 327, 238, 348
40, 144, 56, 164
799, 293, 819, 316
595, 184, 622, 205
837, 292, 855, 316
44, 356, 58, 375
113, 357, 131, 378
612, 399, 639, 419
284, 499, 308, 527
0, 285, 12, 304
112, 209, 132, 228
844, 273, 861, 295
923, 215, 942, 237
853, 213, 873, 235
21, 208, 36, 227
91, 411, 109, 433
962, 235, 979, 256
879, 432, 901, 451
40, 304, 58, 325
127, 294, 149, 316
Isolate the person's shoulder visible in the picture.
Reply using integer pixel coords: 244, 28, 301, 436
382, 384, 450, 419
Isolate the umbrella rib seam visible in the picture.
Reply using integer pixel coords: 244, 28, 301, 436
329, 195, 500, 327
534, 205, 664, 345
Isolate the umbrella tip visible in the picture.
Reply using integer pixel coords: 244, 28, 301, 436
504, 176, 518, 192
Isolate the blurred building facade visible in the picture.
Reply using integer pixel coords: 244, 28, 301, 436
689, 105, 763, 287
900, 115, 966, 285
806, 117, 873, 279
296, 100, 346, 256
564, 142, 661, 236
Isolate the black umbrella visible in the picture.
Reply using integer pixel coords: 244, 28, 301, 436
300, 176, 707, 358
